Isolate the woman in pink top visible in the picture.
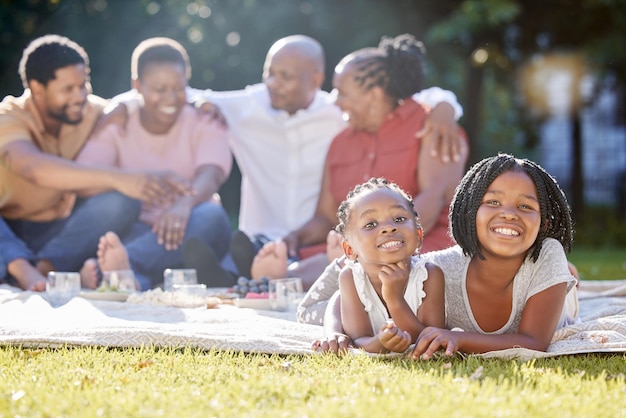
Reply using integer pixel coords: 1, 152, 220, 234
252, 34, 469, 288
77, 38, 232, 290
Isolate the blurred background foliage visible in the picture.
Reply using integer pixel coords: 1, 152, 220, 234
1, 0, 625, 247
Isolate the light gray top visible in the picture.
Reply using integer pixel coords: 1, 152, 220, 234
423, 238, 577, 333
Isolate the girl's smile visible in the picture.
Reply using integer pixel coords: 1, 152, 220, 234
343, 188, 421, 266
476, 170, 541, 259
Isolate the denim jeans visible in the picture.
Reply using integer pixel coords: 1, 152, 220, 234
123, 201, 232, 290
0, 191, 140, 280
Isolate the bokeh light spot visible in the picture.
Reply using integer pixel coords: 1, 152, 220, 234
187, 3, 199, 15
198, 6, 212, 18
226, 32, 240, 47
472, 48, 489, 66
146, 2, 160, 15
188, 27, 204, 44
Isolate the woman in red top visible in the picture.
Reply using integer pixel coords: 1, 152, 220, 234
253, 34, 468, 288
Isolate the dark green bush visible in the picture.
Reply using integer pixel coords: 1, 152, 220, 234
573, 206, 626, 248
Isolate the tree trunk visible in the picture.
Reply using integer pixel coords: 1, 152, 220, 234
571, 112, 584, 219
464, 64, 484, 166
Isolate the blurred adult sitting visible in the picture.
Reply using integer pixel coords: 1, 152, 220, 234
251, 34, 469, 288
76, 37, 232, 290
0, 34, 188, 291
104, 35, 465, 284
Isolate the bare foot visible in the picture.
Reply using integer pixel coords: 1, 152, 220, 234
80, 258, 100, 289
8, 258, 47, 291
326, 230, 344, 261
35, 259, 55, 277
98, 232, 131, 271
251, 240, 288, 280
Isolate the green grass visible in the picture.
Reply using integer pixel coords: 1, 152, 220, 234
1, 247, 624, 417
0, 346, 624, 417
569, 246, 626, 281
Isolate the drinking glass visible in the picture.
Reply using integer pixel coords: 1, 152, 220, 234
102, 270, 137, 292
46, 271, 81, 307
268, 278, 303, 312
163, 268, 197, 291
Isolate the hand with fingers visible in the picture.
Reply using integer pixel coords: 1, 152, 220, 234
409, 326, 459, 360
378, 320, 412, 353
379, 261, 410, 303
152, 200, 193, 250
312, 332, 353, 355
416, 102, 465, 163
116, 170, 194, 207
282, 232, 300, 261
194, 100, 228, 128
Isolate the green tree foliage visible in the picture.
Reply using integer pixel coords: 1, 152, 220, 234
1, 0, 625, 226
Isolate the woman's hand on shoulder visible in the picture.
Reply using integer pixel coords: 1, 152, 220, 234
416, 102, 465, 164
194, 100, 228, 128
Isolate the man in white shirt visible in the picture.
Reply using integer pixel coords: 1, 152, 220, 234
192, 35, 464, 281
106, 35, 464, 285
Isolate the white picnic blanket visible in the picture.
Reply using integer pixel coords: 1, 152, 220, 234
0, 286, 322, 354
0, 280, 625, 359
481, 279, 626, 359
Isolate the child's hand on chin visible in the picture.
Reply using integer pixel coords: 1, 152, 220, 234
378, 320, 412, 353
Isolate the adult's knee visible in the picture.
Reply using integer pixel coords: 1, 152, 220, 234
78, 191, 140, 231
88, 192, 140, 217
186, 203, 232, 257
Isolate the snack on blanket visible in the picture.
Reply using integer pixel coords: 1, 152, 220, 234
98, 270, 136, 293
126, 288, 222, 308
231, 276, 270, 298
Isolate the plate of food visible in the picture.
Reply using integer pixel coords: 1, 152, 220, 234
233, 298, 273, 310
233, 292, 273, 310
79, 290, 132, 302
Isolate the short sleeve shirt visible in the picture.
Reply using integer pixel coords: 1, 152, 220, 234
424, 238, 577, 333
76, 104, 232, 225
0, 90, 106, 220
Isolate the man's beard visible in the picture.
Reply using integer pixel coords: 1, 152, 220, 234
48, 104, 83, 125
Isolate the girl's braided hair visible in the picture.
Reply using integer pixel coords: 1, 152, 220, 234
335, 177, 420, 236
450, 153, 574, 262
342, 33, 426, 101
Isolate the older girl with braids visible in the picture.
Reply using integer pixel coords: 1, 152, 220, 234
314, 153, 579, 355
409, 153, 578, 358
251, 34, 467, 289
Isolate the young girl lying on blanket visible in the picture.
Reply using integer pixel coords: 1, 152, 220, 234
314, 178, 445, 354
312, 153, 579, 356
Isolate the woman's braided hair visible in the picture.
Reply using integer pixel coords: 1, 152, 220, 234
335, 177, 420, 236
450, 153, 574, 262
346, 33, 426, 101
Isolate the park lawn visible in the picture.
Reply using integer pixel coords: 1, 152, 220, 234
0, 346, 624, 417
569, 246, 626, 280
0, 246, 624, 417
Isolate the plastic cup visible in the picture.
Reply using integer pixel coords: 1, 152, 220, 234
163, 268, 197, 291
46, 271, 81, 307
268, 278, 303, 312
